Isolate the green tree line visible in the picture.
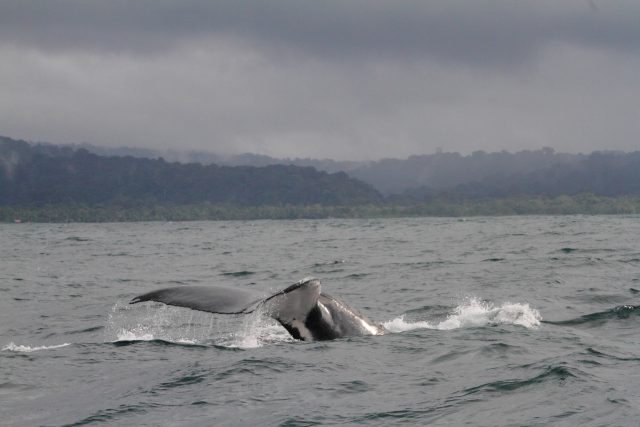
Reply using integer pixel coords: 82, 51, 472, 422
2, 136, 640, 222
2, 195, 639, 223
0, 138, 381, 207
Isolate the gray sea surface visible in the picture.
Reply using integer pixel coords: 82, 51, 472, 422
1, 216, 640, 426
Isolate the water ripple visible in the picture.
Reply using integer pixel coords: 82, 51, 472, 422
459, 365, 581, 396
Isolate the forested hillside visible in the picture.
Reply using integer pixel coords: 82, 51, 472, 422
64, 140, 640, 197
0, 137, 381, 206
205, 149, 640, 198
2, 135, 640, 217
448, 151, 640, 198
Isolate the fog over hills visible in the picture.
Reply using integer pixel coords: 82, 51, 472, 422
0, 137, 640, 214
59, 140, 637, 197
0, 136, 381, 207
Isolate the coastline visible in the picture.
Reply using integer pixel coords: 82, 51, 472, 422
3, 194, 639, 223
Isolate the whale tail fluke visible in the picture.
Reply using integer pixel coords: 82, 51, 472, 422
129, 277, 383, 341
129, 285, 266, 314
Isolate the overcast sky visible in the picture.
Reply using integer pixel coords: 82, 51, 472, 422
1, 1, 639, 160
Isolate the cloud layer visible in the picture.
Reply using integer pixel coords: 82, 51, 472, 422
1, 1, 639, 159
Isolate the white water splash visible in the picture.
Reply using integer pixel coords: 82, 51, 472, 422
215, 309, 292, 349
383, 317, 435, 332
2, 342, 71, 352
106, 301, 291, 348
105, 301, 217, 345
384, 297, 541, 332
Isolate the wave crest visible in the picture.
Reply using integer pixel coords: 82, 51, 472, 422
544, 304, 640, 327
384, 297, 541, 332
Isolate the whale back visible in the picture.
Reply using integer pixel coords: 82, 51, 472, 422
316, 293, 386, 338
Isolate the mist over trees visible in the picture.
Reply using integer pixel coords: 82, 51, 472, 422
448, 151, 640, 199
59, 139, 640, 198
207, 148, 640, 198
349, 148, 579, 194
222, 149, 640, 199
2, 135, 640, 214
0, 137, 381, 206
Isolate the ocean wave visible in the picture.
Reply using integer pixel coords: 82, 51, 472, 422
544, 304, 640, 327
459, 365, 579, 396
220, 270, 255, 277
384, 297, 541, 332
114, 330, 198, 345
1, 342, 71, 352
67, 403, 155, 425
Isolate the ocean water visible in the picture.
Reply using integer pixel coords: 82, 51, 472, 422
1, 216, 639, 426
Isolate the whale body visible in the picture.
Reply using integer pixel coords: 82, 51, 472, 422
130, 277, 386, 341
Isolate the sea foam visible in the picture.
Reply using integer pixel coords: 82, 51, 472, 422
2, 342, 71, 352
384, 297, 541, 332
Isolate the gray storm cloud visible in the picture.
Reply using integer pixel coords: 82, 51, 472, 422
0, 1, 639, 159
2, 1, 639, 62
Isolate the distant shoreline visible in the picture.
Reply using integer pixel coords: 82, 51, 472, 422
2, 194, 639, 223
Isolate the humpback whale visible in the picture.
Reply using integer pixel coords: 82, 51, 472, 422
130, 277, 386, 341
